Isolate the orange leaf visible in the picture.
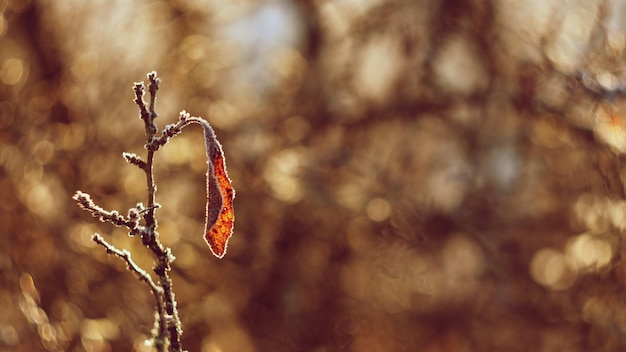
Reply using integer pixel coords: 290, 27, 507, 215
194, 119, 235, 258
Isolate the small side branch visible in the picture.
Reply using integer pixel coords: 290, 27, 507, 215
146, 111, 191, 151
92, 233, 164, 300
91, 233, 169, 350
73, 191, 141, 233
123, 152, 148, 170
133, 71, 159, 138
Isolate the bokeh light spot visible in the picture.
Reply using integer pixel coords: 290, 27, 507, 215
354, 36, 403, 103
207, 100, 240, 130
58, 123, 86, 150
594, 105, 626, 154
565, 233, 613, 271
0, 326, 19, 346
442, 234, 485, 282
281, 115, 310, 143
544, 5, 598, 74
1, 58, 24, 85
32, 140, 55, 165
366, 197, 391, 222
530, 248, 575, 289
263, 148, 305, 203
432, 35, 488, 95
180, 34, 211, 61
24, 183, 54, 218
81, 318, 120, 341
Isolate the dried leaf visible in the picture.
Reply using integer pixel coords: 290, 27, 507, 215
194, 119, 235, 258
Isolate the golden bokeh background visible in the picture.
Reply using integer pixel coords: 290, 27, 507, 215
3, 0, 626, 351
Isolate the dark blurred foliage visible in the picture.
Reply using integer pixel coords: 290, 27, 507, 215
4, 0, 626, 351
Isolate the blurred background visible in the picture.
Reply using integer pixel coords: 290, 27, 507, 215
3, 0, 626, 350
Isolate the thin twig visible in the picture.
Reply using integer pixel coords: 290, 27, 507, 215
92, 233, 164, 301
92, 233, 169, 351
135, 72, 183, 352
73, 191, 141, 234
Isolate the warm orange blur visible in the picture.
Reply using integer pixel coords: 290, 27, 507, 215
3, 0, 626, 351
